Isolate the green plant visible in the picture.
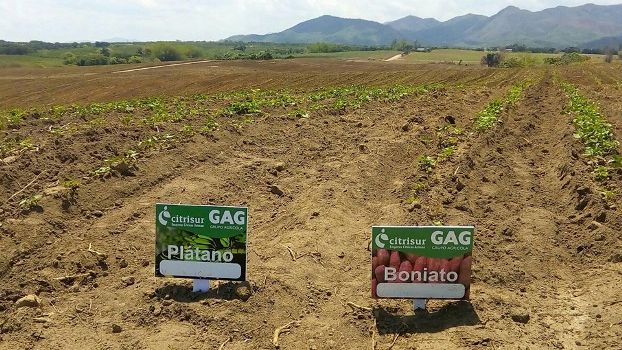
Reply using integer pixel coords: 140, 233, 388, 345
407, 182, 428, 203
61, 179, 81, 189
476, 84, 525, 131
49, 124, 77, 136
125, 149, 139, 161
475, 99, 503, 130
289, 109, 309, 118
151, 44, 183, 61
601, 189, 616, 201
437, 125, 464, 147
18, 138, 35, 151
544, 53, 590, 65
143, 110, 182, 128
230, 115, 255, 130
94, 151, 139, 178
61, 180, 80, 205
561, 83, 619, 157
19, 194, 42, 210
0, 108, 26, 129
609, 155, 622, 168
93, 165, 113, 178
437, 146, 456, 162
593, 165, 610, 181
120, 115, 134, 125
201, 117, 219, 133
221, 100, 261, 116
506, 85, 524, 105
418, 155, 437, 173
180, 125, 195, 136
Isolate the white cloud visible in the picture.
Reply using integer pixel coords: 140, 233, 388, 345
0, 0, 621, 42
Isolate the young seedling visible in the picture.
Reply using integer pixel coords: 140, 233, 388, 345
62, 179, 81, 190
201, 117, 219, 133
180, 125, 195, 136
437, 146, 456, 162
418, 155, 437, 173
601, 189, 616, 202
19, 194, 42, 211
593, 166, 610, 181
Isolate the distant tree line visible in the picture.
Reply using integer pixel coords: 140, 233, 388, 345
2, 39, 619, 66
305, 42, 384, 53
500, 43, 618, 55
0, 40, 83, 55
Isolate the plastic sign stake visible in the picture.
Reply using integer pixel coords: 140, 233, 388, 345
413, 299, 427, 311
192, 279, 211, 293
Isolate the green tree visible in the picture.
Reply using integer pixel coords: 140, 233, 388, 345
186, 47, 203, 58
391, 39, 415, 53
151, 44, 182, 61
63, 52, 77, 65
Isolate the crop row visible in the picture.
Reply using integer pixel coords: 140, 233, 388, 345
415, 83, 527, 179
0, 84, 444, 131
406, 82, 529, 215
560, 82, 621, 186
0, 83, 444, 161
474, 84, 525, 130
3, 83, 445, 212
85, 84, 444, 180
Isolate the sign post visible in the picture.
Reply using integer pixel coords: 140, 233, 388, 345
413, 299, 427, 311
371, 226, 474, 310
155, 204, 248, 291
192, 279, 211, 293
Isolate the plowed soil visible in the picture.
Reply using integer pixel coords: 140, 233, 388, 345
0, 60, 620, 350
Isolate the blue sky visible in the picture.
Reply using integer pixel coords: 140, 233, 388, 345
1, 0, 620, 42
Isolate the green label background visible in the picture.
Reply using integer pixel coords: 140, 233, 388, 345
156, 203, 247, 239
372, 226, 474, 258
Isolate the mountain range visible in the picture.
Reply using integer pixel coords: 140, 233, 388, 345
226, 3, 622, 49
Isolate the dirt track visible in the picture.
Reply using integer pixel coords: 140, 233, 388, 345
0, 62, 621, 349
111, 60, 214, 73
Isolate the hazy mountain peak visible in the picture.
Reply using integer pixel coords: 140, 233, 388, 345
500, 5, 522, 12
386, 15, 440, 34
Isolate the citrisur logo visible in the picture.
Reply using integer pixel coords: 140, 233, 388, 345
371, 226, 475, 300
155, 203, 248, 281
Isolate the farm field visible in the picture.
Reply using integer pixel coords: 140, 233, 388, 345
0, 59, 621, 350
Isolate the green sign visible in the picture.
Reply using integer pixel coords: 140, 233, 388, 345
155, 203, 247, 281
371, 226, 474, 300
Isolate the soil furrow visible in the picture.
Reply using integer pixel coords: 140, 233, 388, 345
416, 74, 621, 349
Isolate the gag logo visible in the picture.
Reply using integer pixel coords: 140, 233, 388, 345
374, 229, 389, 248
431, 230, 472, 246
158, 206, 171, 225
208, 209, 246, 225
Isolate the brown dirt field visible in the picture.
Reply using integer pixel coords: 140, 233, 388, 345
0, 59, 536, 109
0, 60, 620, 350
